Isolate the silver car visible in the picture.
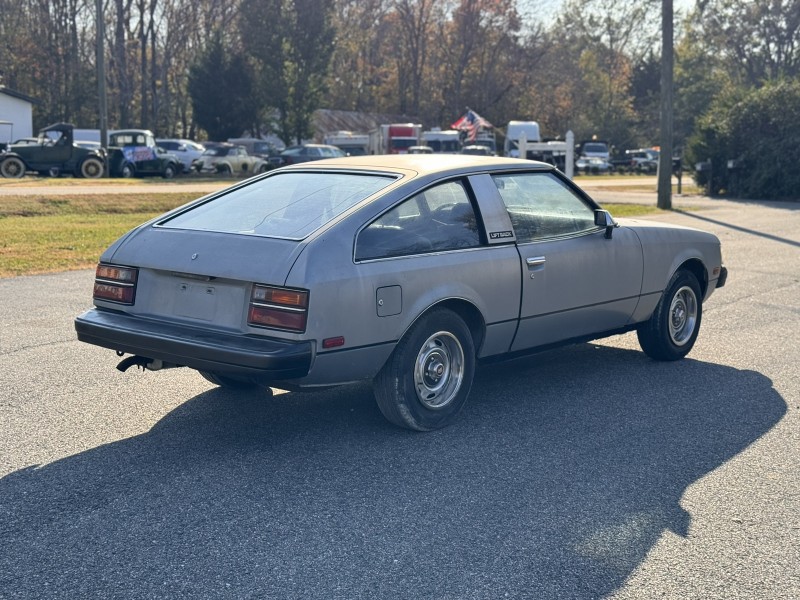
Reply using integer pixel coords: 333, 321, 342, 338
75, 155, 727, 431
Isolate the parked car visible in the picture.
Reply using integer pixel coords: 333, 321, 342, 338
227, 137, 283, 160
269, 144, 346, 167
156, 138, 206, 172
0, 122, 105, 178
408, 145, 434, 154
576, 156, 614, 174
108, 129, 181, 178
75, 155, 727, 431
191, 143, 269, 175
460, 144, 493, 156
577, 140, 611, 161
625, 148, 659, 173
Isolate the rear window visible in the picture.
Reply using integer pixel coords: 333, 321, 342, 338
159, 171, 396, 239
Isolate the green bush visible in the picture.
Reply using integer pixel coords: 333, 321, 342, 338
687, 81, 800, 199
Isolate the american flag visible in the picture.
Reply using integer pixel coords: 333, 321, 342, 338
451, 109, 492, 143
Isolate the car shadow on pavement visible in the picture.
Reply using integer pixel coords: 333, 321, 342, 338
674, 207, 800, 249
0, 343, 786, 599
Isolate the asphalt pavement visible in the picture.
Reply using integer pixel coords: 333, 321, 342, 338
0, 185, 798, 599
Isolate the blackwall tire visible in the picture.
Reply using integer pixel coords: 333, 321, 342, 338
0, 157, 26, 179
120, 163, 135, 178
374, 308, 475, 431
637, 269, 703, 361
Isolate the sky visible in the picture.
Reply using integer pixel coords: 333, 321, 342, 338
522, 0, 696, 26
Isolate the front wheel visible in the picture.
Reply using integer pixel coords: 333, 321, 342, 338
80, 157, 104, 179
120, 162, 135, 178
637, 269, 702, 361
162, 163, 176, 179
374, 308, 475, 431
0, 156, 26, 178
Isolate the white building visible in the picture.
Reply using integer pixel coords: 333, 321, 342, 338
0, 86, 35, 144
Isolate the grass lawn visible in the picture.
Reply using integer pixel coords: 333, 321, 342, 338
0, 192, 665, 278
0, 193, 199, 277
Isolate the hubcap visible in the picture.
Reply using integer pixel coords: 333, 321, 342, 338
413, 331, 464, 410
669, 285, 698, 346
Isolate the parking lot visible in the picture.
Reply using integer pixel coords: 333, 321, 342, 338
1, 185, 798, 598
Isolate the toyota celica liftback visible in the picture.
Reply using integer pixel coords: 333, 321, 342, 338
75, 155, 727, 431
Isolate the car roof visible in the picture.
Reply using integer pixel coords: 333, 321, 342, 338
280, 154, 554, 176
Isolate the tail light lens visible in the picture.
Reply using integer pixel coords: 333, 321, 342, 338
93, 263, 138, 304
248, 285, 309, 333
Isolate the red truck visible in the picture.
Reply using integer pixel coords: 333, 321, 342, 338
368, 123, 422, 155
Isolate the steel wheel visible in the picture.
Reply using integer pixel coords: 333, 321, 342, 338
374, 308, 476, 431
668, 285, 698, 346
413, 331, 465, 409
638, 269, 703, 361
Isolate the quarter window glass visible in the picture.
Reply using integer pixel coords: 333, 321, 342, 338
492, 173, 597, 242
356, 180, 480, 260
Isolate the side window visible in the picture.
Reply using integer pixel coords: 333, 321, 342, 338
492, 172, 597, 243
356, 180, 481, 261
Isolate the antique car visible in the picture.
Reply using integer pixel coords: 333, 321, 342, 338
0, 123, 105, 178
191, 143, 269, 175
107, 129, 181, 178
269, 143, 346, 167
75, 155, 727, 431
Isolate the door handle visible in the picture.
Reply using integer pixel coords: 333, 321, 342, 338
526, 256, 546, 267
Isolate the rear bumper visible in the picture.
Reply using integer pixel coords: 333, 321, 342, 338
75, 308, 313, 379
716, 266, 728, 288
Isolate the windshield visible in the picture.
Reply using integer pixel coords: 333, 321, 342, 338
159, 171, 396, 239
203, 147, 230, 156
583, 143, 608, 153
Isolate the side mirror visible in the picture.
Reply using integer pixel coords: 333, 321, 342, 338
594, 209, 618, 239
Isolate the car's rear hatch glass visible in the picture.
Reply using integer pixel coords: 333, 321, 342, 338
159, 171, 395, 240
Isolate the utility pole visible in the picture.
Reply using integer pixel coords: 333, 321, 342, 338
96, 0, 108, 159
657, 0, 674, 210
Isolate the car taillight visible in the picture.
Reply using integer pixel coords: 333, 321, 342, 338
248, 284, 309, 333
93, 263, 138, 304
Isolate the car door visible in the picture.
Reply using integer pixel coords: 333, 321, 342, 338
491, 171, 644, 351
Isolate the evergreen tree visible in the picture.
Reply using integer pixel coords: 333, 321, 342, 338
188, 32, 257, 141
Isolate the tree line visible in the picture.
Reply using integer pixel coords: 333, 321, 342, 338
1, 0, 799, 196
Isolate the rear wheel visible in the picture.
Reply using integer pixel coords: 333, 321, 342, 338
0, 156, 26, 178
120, 162, 135, 178
80, 157, 104, 179
162, 163, 176, 179
637, 269, 703, 361
374, 308, 475, 431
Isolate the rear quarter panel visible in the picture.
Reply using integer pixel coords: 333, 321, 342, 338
286, 223, 522, 381
621, 219, 724, 321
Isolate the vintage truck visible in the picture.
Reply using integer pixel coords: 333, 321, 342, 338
107, 129, 181, 178
0, 122, 105, 178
